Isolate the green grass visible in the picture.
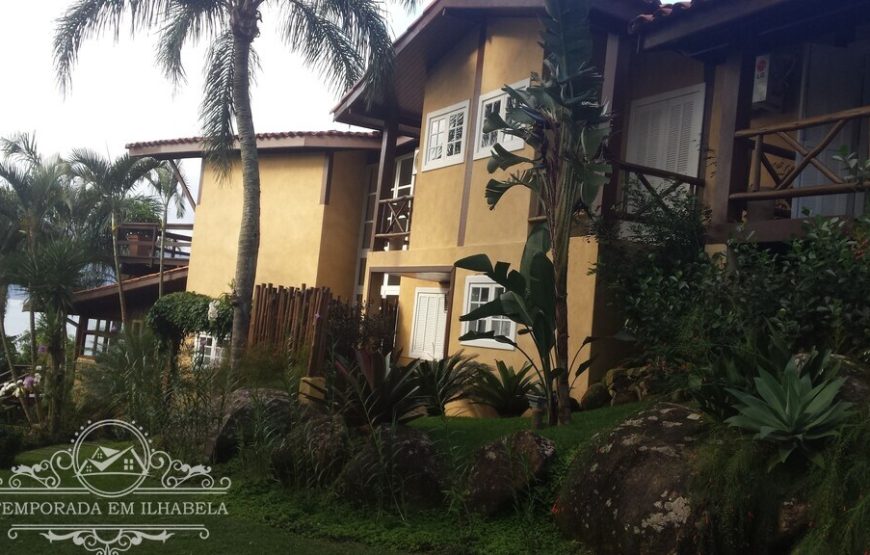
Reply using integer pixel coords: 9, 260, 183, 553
0, 403, 644, 554
412, 402, 646, 459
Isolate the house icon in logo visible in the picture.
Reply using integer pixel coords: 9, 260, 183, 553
79, 445, 146, 477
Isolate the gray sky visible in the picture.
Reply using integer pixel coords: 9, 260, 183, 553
1, 1, 427, 337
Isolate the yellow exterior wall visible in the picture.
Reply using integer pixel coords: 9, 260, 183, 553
187, 151, 367, 298
316, 151, 369, 301
366, 16, 604, 404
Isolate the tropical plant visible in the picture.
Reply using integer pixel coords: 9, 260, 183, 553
457, 226, 587, 424
67, 150, 161, 326
8, 237, 94, 434
413, 352, 478, 416
55, 0, 415, 372
332, 351, 424, 427
469, 361, 537, 418
725, 355, 853, 469
464, 0, 608, 424
145, 163, 187, 298
0, 133, 68, 367
81, 329, 171, 429
146, 291, 233, 350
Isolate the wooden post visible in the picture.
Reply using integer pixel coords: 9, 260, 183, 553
371, 116, 399, 250
710, 50, 755, 227
600, 33, 632, 221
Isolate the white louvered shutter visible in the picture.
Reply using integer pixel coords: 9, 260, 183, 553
410, 291, 447, 360
627, 85, 705, 186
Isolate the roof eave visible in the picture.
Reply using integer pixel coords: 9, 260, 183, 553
127, 134, 382, 159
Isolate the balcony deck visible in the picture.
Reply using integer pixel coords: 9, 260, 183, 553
118, 222, 193, 276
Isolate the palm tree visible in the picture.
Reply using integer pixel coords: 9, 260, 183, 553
68, 151, 160, 326
146, 163, 187, 298
55, 0, 413, 371
0, 133, 68, 368
0, 189, 20, 373
9, 237, 94, 434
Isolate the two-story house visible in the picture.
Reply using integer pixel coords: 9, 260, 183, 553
333, 0, 870, 398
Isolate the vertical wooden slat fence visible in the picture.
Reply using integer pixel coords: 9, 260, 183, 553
247, 284, 333, 376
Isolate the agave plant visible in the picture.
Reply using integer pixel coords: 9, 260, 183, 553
469, 361, 539, 418
414, 353, 479, 416
726, 355, 853, 469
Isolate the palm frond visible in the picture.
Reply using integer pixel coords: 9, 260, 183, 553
54, 0, 173, 92
1, 132, 42, 168
156, 0, 226, 85
279, 0, 365, 93
317, 0, 397, 101
200, 28, 239, 178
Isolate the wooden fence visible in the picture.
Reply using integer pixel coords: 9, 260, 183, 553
247, 284, 332, 376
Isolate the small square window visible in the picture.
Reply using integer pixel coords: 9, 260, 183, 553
461, 278, 516, 351
423, 101, 470, 171
474, 79, 530, 160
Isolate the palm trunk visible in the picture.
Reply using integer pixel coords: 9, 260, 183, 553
549, 142, 574, 426
47, 311, 66, 436
158, 208, 167, 298
110, 210, 128, 327
228, 14, 262, 372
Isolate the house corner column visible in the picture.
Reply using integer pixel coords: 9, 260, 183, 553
709, 50, 755, 230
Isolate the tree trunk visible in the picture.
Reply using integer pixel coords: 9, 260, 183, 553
46, 311, 66, 437
111, 211, 128, 326
550, 155, 573, 426
158, 208, 167, 298
228, 11, 262, 372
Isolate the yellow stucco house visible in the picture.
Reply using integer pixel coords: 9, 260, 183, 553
126, 131, 384, 304
122, 0, 869, 401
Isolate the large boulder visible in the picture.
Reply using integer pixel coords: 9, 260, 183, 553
466, 430, 556, 515
580, 383, 610, 411
833, 355, 870, 405
272, 410, 348, 487
206, 388, 292, 463
337, 425, 445, 508
554, 403, 707, 554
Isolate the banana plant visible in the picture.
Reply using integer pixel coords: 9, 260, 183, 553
476, 0, 610, 424
457, 225, 591, 425
726, 355, 853, 470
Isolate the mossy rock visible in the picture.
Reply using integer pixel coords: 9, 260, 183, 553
554, 403, 707, 554
466, 430, 556, 515
337, 425, 445, 508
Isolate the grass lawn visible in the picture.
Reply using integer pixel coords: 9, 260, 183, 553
0, 403, 643, 554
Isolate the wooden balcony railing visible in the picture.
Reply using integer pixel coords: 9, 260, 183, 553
374, 195, 413, 239
118, 222, 192, 269
731, 105, 870, 206
610, 159, 705, 220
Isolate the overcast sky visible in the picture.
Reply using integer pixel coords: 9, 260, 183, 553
1, 1, 427, 337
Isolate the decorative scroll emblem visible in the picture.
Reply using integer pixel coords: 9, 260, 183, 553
0, 419, 231, 554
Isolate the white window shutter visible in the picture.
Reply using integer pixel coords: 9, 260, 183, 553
627, 85, 705, 178
411, 290, 447, 360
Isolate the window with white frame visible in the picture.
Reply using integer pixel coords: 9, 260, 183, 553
474, 79, 530, 159
461, 276, 516, 350
423, 101, 469, 171
195, 333, 224, 367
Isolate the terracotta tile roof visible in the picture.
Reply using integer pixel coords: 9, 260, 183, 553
125, 130, 380, 149
630, 0, 719, 32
